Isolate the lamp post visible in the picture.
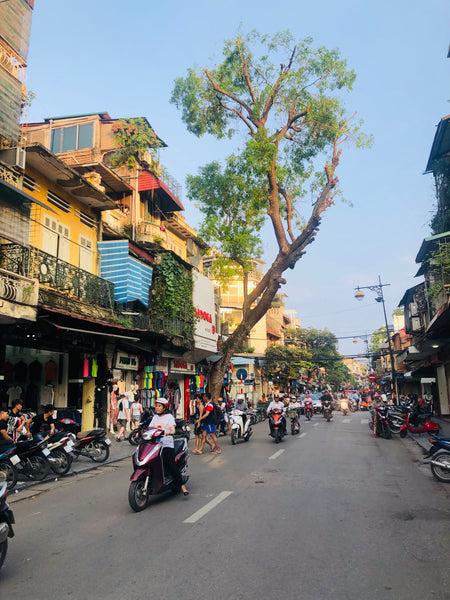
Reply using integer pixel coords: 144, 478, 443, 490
354, 275, 397, 396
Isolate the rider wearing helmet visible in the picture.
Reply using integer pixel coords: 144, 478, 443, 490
149, 398, 189, 496
234, 394, 249, 429
266, 394, 287, 434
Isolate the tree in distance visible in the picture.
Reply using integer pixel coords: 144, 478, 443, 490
171, 30, 371, 396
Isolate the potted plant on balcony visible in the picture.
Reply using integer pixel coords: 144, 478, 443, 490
110, 118, 163, 170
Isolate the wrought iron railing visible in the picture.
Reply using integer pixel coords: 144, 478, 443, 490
0, 244, 115, 310
118, 311, 194, 343
0, 267, 38, 305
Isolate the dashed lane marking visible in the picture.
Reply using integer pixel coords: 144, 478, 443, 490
299, 432, 307, 439
269, 449, 285, 460
183, 491, 233, 524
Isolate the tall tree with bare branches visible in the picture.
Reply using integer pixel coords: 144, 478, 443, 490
171, 30, 371, 397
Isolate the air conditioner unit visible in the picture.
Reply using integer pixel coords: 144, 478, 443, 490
411, 316, 422, 331
409, 302, 418, 317
0, 147, 26, 170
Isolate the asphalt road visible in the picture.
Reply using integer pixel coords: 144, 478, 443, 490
1, 412, 450, 600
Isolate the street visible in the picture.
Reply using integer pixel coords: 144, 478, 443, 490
1, 413, 450, 600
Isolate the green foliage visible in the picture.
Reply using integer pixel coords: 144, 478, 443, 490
369, 325, 387, 354
110, 118, 163, 170
171, 29, 371, 269
264, 344, 311, 380
150, 252, 195, 338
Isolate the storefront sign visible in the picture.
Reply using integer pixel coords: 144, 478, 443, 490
193, 272, 218, 352
115, 352, 139, 371
155, 357, 169, 375
170, 359, 195, 374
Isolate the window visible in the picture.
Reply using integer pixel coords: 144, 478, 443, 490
51, 123, 93, 153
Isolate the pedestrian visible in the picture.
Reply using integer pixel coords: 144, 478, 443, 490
192, 396, 214, 454
30, 404, 55, 441
116, 394, 129, 442
196, 393, 221, 454
218, 396, 231, 435
130, 396, 143, 430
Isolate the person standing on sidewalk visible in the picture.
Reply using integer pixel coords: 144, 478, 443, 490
116, 394, 129, 442
196, 393, 221, 454
192, 396, 214, 454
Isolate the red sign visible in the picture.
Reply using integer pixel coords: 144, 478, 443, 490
368, 373, 376, 382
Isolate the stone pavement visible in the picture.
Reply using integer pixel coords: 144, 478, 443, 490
407, 416, 450, 453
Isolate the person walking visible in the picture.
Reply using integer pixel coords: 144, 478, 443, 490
196, 393, 221, 455
192, 396, 214, 454
116, 394, 130, 442
130, 396, 143, 430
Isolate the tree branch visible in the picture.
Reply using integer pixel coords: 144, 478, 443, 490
279, 186, 295, 242
243, 61, 256, 104
205, 69, 257, 132
261, 46, 297, 125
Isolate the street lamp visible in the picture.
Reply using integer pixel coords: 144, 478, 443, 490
354, 275, 397, 396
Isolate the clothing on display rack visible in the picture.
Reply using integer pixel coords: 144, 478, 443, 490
44, 359, 57, 382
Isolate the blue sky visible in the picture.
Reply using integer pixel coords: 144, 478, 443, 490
25, 0, 450, 357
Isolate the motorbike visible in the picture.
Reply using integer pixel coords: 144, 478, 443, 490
0, 445, 21, 491
287, 406, 300, 435
13, 438, 51, 481
128, 427, 189, 512
399, 404, 441, 438
175, 418, 191, 441
268, 408, 286, 443
69, 429, 111, 462
0, 482, 15, 570
229, 409, 252, 445
386, 405, 408, 434
304, 401, 314, 421
370, 404, 392, 439
46, 431, 74, 475
322, 400, 333, 422
128, 410, 152, 446
424, 437, 450, 483
340, 399, 349, 415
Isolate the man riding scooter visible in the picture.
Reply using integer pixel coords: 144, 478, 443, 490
266, 394, 287, 436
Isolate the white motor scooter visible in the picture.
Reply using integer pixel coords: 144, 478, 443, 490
229, 409, 252, 445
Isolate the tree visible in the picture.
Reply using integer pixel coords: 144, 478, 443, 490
171, 31, 370, 396
263, 344, 311, 389
288, 327, 350, 389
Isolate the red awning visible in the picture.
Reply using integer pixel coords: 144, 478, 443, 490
138, 171, 184, 212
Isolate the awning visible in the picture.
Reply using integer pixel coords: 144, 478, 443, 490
138, 171, 184, 212
49, 322, 139, 341
0, 178, 57, 213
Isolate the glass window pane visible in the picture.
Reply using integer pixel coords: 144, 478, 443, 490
50, 128, 61, 153
78, 123, 93, 149
62, 126, 77, 152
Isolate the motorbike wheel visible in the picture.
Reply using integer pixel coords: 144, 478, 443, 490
382, 423, 392, 439
128, 429, 141, 446
430, 452, 450, 483
275, 430, 281, 444
231, 430, 238, 445
0, 460, 17, 491
50, 449, 73, 475
389, 420, 402, 434
399, 429, 407, 438
0, 539, 7, 571
128, 480, 149, 512
25, 455, 50, 481
291, 422, 296, 435
87, 440, 109, 463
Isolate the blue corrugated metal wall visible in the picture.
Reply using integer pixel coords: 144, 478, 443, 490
98, 240, 153, 307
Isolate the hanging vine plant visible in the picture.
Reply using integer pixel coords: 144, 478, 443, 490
110, 118, 163, 170
150, 252, 196, 338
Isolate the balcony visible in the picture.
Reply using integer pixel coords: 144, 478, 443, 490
0, 244, 115, 310
0, 267, 38, 323
122, 311, 194, 346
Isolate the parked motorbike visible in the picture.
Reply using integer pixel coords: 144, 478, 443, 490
69, 429, 111, 462
424, 436, 450, 483
304, 400, 313, 421
128, 410, 152, 446
268, 408, 286, 443
322, 400, 333, 422
175, 418, 191, 441
13, 438, 51, 481
128, 427, 189, 512
340, 399, 349, 415
399, 404, 441, 438
0, 445, 21, 491
46, 431, 74, 475
370, 404, 392, 439
229, 409, 252, 445
287, 406, 300, 435
0, 482, 15, 570
387, 405, 408, 434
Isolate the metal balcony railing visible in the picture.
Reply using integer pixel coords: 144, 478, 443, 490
0, 244, 115, 310
0, 267, 38, 305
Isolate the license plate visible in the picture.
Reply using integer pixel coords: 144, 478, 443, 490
42, 448, 51, 456
10, 454, 20, 466
105, 438, 111, 446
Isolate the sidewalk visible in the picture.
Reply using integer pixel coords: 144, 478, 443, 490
7, 432, 135, 504
406, 416, 450, 453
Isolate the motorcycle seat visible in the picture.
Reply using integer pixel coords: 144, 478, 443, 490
76, 429, 104, 439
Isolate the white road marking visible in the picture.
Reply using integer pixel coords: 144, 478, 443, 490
269, 449, 285, 460
313, 423, 319, 427
299, 432, 307, 439
183, 491, 233, 524
361, 418, 369, 424
342, 418, 351, 423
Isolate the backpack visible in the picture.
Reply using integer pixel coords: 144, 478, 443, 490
212, 404, 223, 426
